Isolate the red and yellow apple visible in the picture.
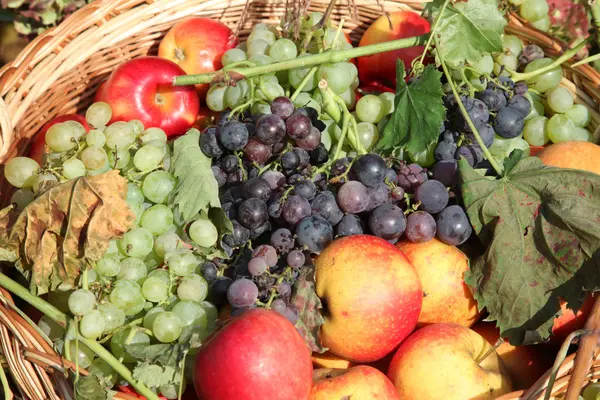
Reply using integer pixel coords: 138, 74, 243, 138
472, 322, 553, 389
158, 17, 236, 99
193, 308, 312, 400
550, 295, 594, 345
357, 11, 430, 88
310, 366, 400, 400
396, 238, 481, 327
388, 323, 513, 399
536, 141, 600, 175
94, 56, 199, 138
315, 234, 422, 363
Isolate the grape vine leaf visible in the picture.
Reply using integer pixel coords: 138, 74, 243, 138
169, 129, 221, 221
132, 362, 179, 389
0, 171, 134, 295
375, 61, 445, 156
0, 205, 18, 262
291, 266, 328, 353
459, 157, 600, 345
75, 374, 107, 400
424, 0, 507, 66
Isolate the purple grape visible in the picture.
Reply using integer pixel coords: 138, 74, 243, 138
493, 106, 525, 139
310, 144, 328, 165
227, 278, 259, 308
218, 120, 249, 151
212, 166, 227, 187
252, 244, 278, 267
271, 299, 287, 314
255, 114, 286, 144
396, 163, 428, 192
293, 148, 310, 168
368, 204, 406, 240
210, 276, 233, 307
453, 98, 489, 132
514, 81, 528, 95
335, 214, 363, 237
286, 112, 312, 140
244, 138, 272, 164
392, 186, 405, 200
293, 180, 317, 200
242, 177, 272, 202
276, 282, 291, 297
466, 123, 494, 148
282, 195, 312, 225
296, 215, 333, 254
337, 181, 370, 214
271, 96, 295, 119
508, 95, 531, 117
331, 157, 351, 179
201, 262, 218, 282
405, 211, 437, 243
434, 140, 457, 161
250, 220, 271, 240
431, 160, 458, 187
367, 183, 391, 211
248, 257, 268, 276
436, 205, 472, 246
286, 250, 305, 269
238, 198, 268, 229
477, 89, 506, 112
518, 44, 544, 66
222, 219, 250, 248
268, 194, 284, 219
270, 228, 295, 254
282, 305, 299, 324
281, 150, 300, 170
414, 180, 449, 214
311, 191, 343, 225
220, 154, 240, 173
351, 153, 386, 187
200, 126, 224, 158
261, 170, 287, 190
385, 168, 397, 183
296, 127, 321, 151
455, 145, 482, 166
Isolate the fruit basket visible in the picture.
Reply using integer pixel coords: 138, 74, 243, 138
1, 0, 600, 399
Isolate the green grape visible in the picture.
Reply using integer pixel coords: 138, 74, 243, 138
379, 92, 395, 115
126, 182, 144, 205
338, 87, 356, 109
79, 310, 106, 339
143, 307, 165, 330
301, 12, 323, 30
110, 280, 146, 316
118, 227, 154, 259
572, 127, 591, 142
87, 159, 111, 176
64, 121, 87, 139
256, 76, 284, 101
128, 120, 145, 137
97, 302, 125, 331
493, 54, 518, 76
140, 127, 167, 144
4, 157, 40, 188
142, 276, 169, 302
470, 54, 494, 75
248, 54, 275, 80
118, 257, 148, 282
525, 58, 562, 93
503, 34, 523, 57
46, 123, 78, 152
104, 239, 120, 257
582, 383, 600, 400
251, 102, 272, 115
547, 114, 577, 143
177, 274, 208, 302
67, 341, 95, 368
154, 231, 183, 259
323, 118, 343, 142
323, 27, 351, 51
86, 269, 98, 284
269, 38, 297, 61
133, 144, 165, 171
222, 48, 247, 66
107, 148, 131, 169
565, 104, 590, 127
470, 78, 487, 92
38, 315, 65, 340
110, 328, 150, 363
519, 0, 549, 22
172, 300, 207, 328
523, 116, 549, 146
356, 122, 379, 151
32, 173, 58, 194
62, 158, 86, 179
153, 312, 183, 343
166, 249, 198, 276
356, 95, 384, 124
317, 62, 353, 94
225, 79, 250, 109
10, 188, 34, 209
248, 29, 275, 46
201, 301, 218, 325
531, 15, 550, 31
105, 121, 135, 150
144, 251, 161, 270
247, 39, 270, 57
68, 289, 96, 316
409, 146, 436, 167
189, 219, 219, 247
89, 358, 118, 387
319, 121, 334, 151
86, 129, 106, 148
140, 204, 173, 236
80, 147, 108, 170
147, 268, 170, 284
86, 102, 112, 128
293, 92, 320, 113
142, 170, 176, 204
206, 84, 227, 112
289, 54, 319, 91
546, 86, 574, 113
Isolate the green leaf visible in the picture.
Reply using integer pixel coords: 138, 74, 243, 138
375, 63, 445, 156
75, 374, 108, 400
503, 149, 525, 176
460, 157, 600, 345
124, 343, 181, 367
132, 362, 179, 389
169, 129, 221, 221
425, 0, 507, 66
291, 266, 328, 353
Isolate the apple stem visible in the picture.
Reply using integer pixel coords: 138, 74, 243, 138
173, 34, 430, 86
475, 338, 504, 366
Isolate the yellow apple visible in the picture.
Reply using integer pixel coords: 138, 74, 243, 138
310, 366, 400, 400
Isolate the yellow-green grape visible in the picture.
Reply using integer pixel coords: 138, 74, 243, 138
356, 122, 379, 151
565, 104, 590, 127
519, 0, 549, 22
10, 188, 35, 209
105, 121, 135, 150
86, 129, 106, 148
221, 48, 247, 66
523, 116, 549, 146
140, 127, 167, 144
205, 84, 228, 112
531, 15, 550, 31
493, 53, 518, 76
470, 54, 494, 76
546, 86, 574, 113
128, 120, 145, 136
189, 218, 219, 248
80, 147, 109, 170
85, 102, 112, 128
107, 148, 131, 169
46, 122, 79, 152
379, 92, 395, 115
247, 39, 270, 58
572, 127, 592, 142
503, 35, 523, 57
62, 158, 86, 179
4, 157, 40, 188
33, 173, 58, 194
248, 28, 276, 46
547, 114, 577, 143
524, 58, 562, 93
356, 95, 384, 124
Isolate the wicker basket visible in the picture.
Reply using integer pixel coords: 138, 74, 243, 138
0, 0, 600, 399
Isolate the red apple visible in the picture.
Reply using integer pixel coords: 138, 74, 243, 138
193, 308, 312, 400
315, 235, 422, 363
388, 323, 513, 399
310, 366, 400, 400
472, 322, 553, 390
30, 114, 90, 164
357, 11, 431, 89
550, 295, 594, 345
94, 56, 199, 138
158, 17, 236, 100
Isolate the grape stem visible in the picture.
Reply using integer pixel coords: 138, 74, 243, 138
571, 52, 600, 68
417, 0, 450, 68
174, 34, 430, 86
508, 39, 588, 82
437, 42, 504, 176
290, 67, 318, 101
0, 272, 161, 400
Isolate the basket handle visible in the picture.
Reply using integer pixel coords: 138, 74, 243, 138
0, 96, 13, 162
564, 295, 600, 400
